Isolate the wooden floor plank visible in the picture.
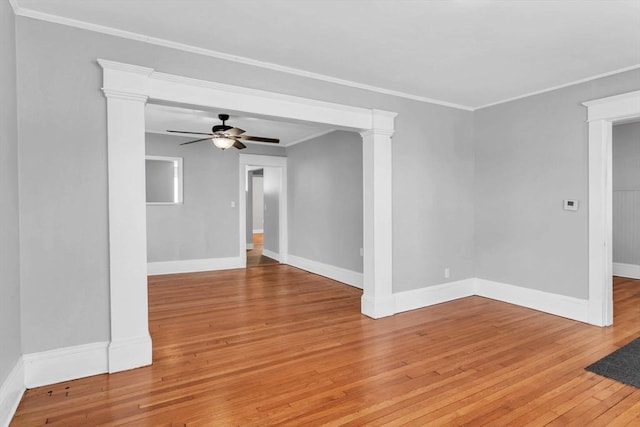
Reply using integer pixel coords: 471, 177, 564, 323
10, 269, 640, 425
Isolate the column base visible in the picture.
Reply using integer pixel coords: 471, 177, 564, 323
361, 294, 395, 319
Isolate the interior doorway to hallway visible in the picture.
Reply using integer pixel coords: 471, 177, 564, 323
246, 167, 279, 267
239, 154, 288, 268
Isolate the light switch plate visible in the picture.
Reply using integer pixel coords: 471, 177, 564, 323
563, 199, 579, 211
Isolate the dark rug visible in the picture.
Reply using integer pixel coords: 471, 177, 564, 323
586, 338, 640, 388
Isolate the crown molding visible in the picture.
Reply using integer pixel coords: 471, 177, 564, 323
11, 3, 474, 111
8, 0, 19, 13
13, 2, 638, 113
476, 64, 640, 110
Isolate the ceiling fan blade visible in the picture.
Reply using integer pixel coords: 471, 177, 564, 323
167, 130, 213, 136
239, 135, 280, 144
233, 140, 247, 150
179, 137, 212, 145
226, 127, 245, 136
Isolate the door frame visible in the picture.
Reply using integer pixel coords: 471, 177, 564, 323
239, 155, 287, 265
583, 90, 640, 326
99, 59, 397, 373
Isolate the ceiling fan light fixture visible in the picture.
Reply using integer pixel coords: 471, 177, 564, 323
211, 136, 235, 150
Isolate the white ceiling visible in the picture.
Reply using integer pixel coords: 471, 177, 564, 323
145, 104, 334, 147
12, 0, 640, 109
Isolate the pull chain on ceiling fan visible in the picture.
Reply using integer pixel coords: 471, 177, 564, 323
167, 114, 280, 150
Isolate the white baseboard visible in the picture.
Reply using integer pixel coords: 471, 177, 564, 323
246, 243, 254, 250
361, 294, 395, 319
387, 278, 589, 324
0, 357, 25, 427
287, 254, 363, 288
108, 334, 152, 373
394, 279, 475, 314
613, 262, 640, 279
147, 256, 243, 275
253, 229, 264, 233
23, 342, 109, 389
262, 249, 281, 262
474, 278, 589, 323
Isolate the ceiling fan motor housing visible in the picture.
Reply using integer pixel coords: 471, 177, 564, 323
212, 114, 232, 133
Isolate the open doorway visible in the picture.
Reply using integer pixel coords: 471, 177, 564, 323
239, 154, 288, 268
584, 90, 640, 327
100, 59, 396, 373
246, 167, 279, 267
612, 121, 640, 281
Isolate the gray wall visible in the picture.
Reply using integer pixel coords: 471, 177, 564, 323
253, 175, 264, 231
287, 131, 364, 272
613, 122, 640, 189
263, 168, 280, 255
13, 14, 475, 353
475, 70, 640, 299
11, 7, 639, 359
612, 122, 640, 266
146, 134, 283, 262
146, 133, 239, 262
0, 1, 22, 384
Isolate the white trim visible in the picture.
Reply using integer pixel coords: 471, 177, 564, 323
246, 243, 254, 250
361, 295, 395, 319
360, 124, 395, 318
239, 155, 288, 268
583, 90, 640, 326
394, 279, 475, 313
100, 61, 153, 373
107, 335, 152, 374
613, 263, 640, 280
476, 65, 640, 110
0, 357, 24, 427
11, 4, 472, 111
147, 257, 244, 275
11, 2, 640, 112
252, 228, 264, 233
474, 279, 589, 323
287, 254, 363, 289
101, 59, 396, 327
262, 249, 281, 262
285, 130, 336, 147
23, 342, 109, 388
392, 278, 589, 323
149, 72, 373, 130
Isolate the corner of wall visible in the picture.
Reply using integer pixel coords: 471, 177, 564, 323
0, 357, 25, 427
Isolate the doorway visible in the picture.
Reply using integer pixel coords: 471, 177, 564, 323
239, 154, 287, 267
246, 167, 279, 267
99, 59, 396, 373
584, 90, 640, 327
611, 121, 640, 280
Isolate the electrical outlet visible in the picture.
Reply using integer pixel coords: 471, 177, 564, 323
444, 267, 450, 279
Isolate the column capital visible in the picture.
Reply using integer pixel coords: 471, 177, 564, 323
360, 128, 394, 139
102, 88, 149, 103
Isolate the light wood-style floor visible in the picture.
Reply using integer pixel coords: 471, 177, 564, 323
11, 272, 640, 425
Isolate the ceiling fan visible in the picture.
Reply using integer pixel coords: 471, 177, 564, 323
167, 114, 279, 150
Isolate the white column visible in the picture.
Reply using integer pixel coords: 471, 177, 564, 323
587, 119, 613, 326
100, 60, 154, 372
103, 90, 152, 372
361, 125, 395, 318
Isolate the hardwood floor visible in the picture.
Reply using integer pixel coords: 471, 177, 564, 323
246, 232, 278, 267
11, 272, 640, 425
